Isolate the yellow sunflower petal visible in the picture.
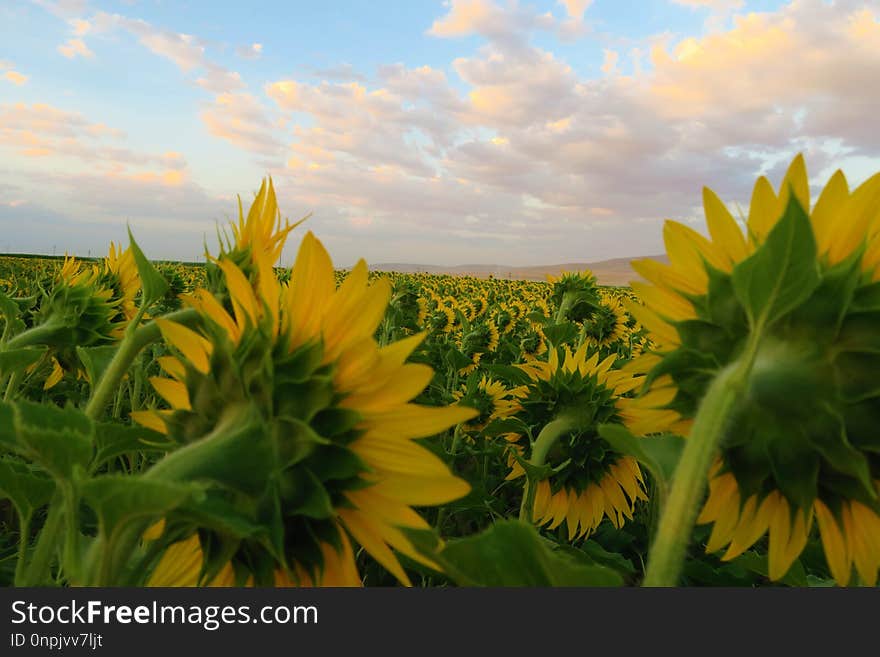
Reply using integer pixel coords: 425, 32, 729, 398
811, 169, 850, 256
365, 404, 477, 439
155, 318, 212, 374
338, 509, 411, 586
814, 499, 852, 586
703, 186, 748, 265
747, 175, 781, 243
149, 376, 192, 411
370, 474, 470, 506
130, 410, 169, 435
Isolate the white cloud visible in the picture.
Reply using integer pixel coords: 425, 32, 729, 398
16, 0, 880, 265
236, 42, 262, 60
0, 102, 187, 177
200, 93, 285, 159
671, 0, 744, 11
57, 38, 94, 59
600, 49, 619, 75
3, 71, 29, 85
558, 0, 593, 20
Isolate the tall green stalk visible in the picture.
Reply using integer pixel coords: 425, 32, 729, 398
84, 308, 198, 420
518, 415, 579, 523
642, 334, 760, 586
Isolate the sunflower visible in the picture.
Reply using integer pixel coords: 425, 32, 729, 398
519, 324, 547, 362
582, 290, 628, 349
452, 375, 525, 433
135, 228, 476, 587
506, 343, 665, 541
99, 242, 141, 333
206, 177, 303, 302
28, 254, 121, 389
629, 154, 880, 585
429, 303, 456, 334
548, 270, 600, 324
145, 520, 360, 587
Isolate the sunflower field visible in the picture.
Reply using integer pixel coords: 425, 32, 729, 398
1, 154, 879, 588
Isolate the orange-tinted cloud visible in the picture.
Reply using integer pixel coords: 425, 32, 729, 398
57, 38, 93, 59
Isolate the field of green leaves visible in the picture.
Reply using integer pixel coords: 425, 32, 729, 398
1, 154, 878, 587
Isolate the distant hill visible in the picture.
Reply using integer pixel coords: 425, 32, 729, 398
373, 255, 669, 286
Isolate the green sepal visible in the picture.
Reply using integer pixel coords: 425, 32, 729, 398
786, 248, 862, 344
510, 449, 553, 481
197, 528, 243, 586
127, 227, 169, 309
145, 405, 275, 496
275, 416, 329, 468
305, 444, 370, 483
274, 339, 324, 385
280, 467, 335, 519
274, 376, 335, 422
597, 424, 684, 498
732, 194, 821, 330
704, 265, 748, 335
850, 281, 880, 313
766, 431, 820, 512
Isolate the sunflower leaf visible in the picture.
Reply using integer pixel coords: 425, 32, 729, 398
76, 344, 120, 392
0, 458, 55, 521
11, 400, 94, 480
405, 519, 623, 586
0, 347, 47, 377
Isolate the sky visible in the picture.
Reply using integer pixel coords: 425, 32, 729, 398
1, 0, 879, 267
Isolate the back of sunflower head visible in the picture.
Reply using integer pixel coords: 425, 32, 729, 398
205, 177, 305, 305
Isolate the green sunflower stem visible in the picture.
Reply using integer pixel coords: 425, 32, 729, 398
3, 319, 65, 350
642, 350, 754, 587
18, 492, 64, 586
84, 308, 199, 420
519, 415, 579, 524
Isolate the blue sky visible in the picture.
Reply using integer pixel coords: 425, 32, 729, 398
1, 0, 878, 266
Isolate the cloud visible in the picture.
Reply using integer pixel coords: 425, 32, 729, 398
3, 71, 28, 85
200, 93, 285, 158
671, 0, 744, 11
30, 0, 89, 19
600, 49, 619, 75
558, 0, 593, 20
15, 0, 880, 266
428, 0, 559, 51
103, 14, 206, 71
0, 102, 188, 177
57, 38, 94, 58
52, 11, 245, 93
267, 73, 459, 178
245, 1, 880, 265
311, 63, 367, 82
69, 17, 91, 35
236, 42, 262, 60
0, 173, 233, 262
196, 63, 245, 93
